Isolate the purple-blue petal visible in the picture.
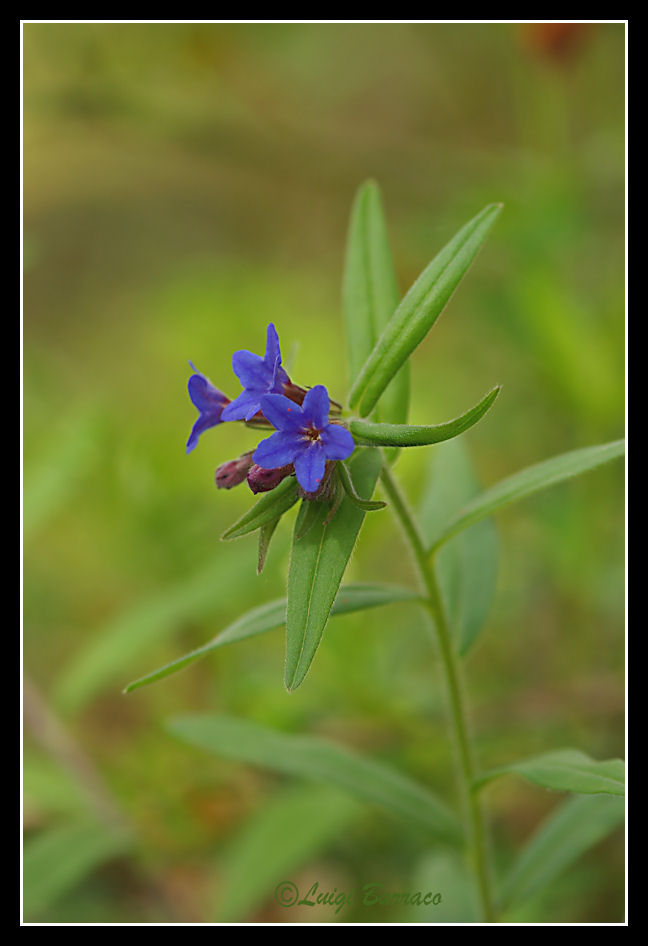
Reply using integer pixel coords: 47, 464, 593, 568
269, 354, 290, 393
222, 389, 263, 422
264, 323, 282, 369
253, 429, 303, 469
186, 414, 220, 453
186, 367, 229, 453
260, 393, 304, 431
302, 385, 330, 429
231, 349, 268, 388
294, 443, 327, 493
319, 423, 355, 461
187, 372, 228, 413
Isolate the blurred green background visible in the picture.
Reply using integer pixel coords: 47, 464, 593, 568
23, 22, 625, 923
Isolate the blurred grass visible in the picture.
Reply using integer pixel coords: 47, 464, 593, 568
23, 22, 624, 923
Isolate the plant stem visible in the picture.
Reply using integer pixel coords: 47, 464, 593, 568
379, 461, 496, 922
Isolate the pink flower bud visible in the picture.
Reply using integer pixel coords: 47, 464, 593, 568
247, 464, 294, 494
214, 453, 254, 489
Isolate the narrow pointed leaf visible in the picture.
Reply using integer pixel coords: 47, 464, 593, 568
348, 202, 502, 417
500, 794, 625, 909
474, 749, 625, 796
428, 439, 625, 552
257, 517, 280, 574
166, 714, 463, 845
338, 460, 387, 510
343, 180, 409, 437
350, 386, 500, 447
123, 582, 419, 694
295, 498, 326, 540
419, 438, 498, 655
285, 448, 382, 691
221, 476, 299, 540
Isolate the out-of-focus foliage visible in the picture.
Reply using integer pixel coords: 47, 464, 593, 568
23, 22, 624, 923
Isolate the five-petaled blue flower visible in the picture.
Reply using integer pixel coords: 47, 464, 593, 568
186, 362, 231, 454
221, 322, 290, 422
254, 385, 355, 493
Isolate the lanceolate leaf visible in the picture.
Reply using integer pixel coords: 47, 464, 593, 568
338, 460, 387, 510
166, 714, 463, 845
499, 794, 625, 910
473, 749, 625, 796
285, 448, 382, 691
428, 439, 625, 552
221, 476, 299, 540
343, 180, 409, 433
348, 202, 502, 417
350, 386, 500, 448
257, 517, 280, 575
123, 582, 419, 694
295, 498, 326, 540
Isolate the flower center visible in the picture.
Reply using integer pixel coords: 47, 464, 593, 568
303, 425, 321, 442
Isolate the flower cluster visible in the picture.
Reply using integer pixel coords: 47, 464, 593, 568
186, 323, 355, 497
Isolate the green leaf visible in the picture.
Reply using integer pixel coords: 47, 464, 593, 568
350, 386, 500, 448
419, 438, 498, 655
331, 582, 421, 613
499, 794, 625, 910
285, 447, 382, 691
348, 202, 502, 417
23, 821, 131, 918
474, 749, 625, 796
123, 582, 420, 694
257, 517, 280, 575
295, 498, 327, 540
343, 180, 409, 436
338, 460, 387, 510
166, 714, 463, 845
214, 784, 361, 921
221, 476, 299, 540
428, 439, 625, 552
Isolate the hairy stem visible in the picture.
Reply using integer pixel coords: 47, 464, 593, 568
379, 461, 496, 922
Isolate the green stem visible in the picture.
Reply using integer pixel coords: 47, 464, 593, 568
380, 461, 496, 922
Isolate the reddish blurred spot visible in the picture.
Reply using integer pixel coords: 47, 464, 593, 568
517, 23, 592, 62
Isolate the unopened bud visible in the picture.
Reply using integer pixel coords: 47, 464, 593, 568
280, 381, 307, 406
215, 452, 254, 489
247, 464, 294, 494
280, 381, 342, 413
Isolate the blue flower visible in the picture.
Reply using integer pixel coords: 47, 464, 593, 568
254, 385, 355, 493
221, 323, 290, 423
186, 362, 231, 454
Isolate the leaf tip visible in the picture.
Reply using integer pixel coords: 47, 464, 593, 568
360, 176, 379, 193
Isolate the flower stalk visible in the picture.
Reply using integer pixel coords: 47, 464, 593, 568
379, 460, 496, 923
